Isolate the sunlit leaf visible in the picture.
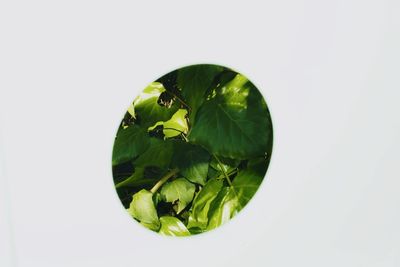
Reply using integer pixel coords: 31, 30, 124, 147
134, 82, 178, 127
148, 109, 188, 138
160, 178, 195, 214
128, 189, 160, 231
162, 109, 188, 137
159, 216, 190, 236
187, 178, 223, 230
206, 187, 238, 230
127, 103, 135, 118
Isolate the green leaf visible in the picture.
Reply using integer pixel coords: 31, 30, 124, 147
153, 192, 162, 206
210, 156, 240, 174
160, 178, 196, 214
148, 109, 188, 139
158, 216, 190, 236
113, 66, 273, 236
112, 125, 150, 166
187, 178, 223, 230
134, 82, 178, 127
115, 166, 163, 189
128, 189, 160, 231
231, 157, 267, 209
115, 167, 146, 188
207, 158, 268, 230
127, 103, 135, 118
177, 65, 223, 123
207, 167, 219, 180
163, 109, 188, 137
172, 142, 210, 185
188, 74, 273, 159
206, 187, 238, 230
134, 138, 174, 169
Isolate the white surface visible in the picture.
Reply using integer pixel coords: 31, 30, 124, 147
0, 134, 15, 267
1, 0, 400, 266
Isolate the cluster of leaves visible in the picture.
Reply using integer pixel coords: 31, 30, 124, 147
112, 64, 273, 236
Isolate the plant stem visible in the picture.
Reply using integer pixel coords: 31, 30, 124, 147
165, 90, 191, 111
162, 127, 187, 135
214, 169, 238, 180
213, 154, 233, 187
213, 154, 240, 200
161, 127, 189, 142
150, 168, 179, 194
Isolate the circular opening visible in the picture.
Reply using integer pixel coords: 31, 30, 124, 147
112, 64, 273, 236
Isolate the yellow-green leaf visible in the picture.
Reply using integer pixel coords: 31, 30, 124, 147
159, 216, 190, 236
128, 189, 160, 231
148, 109, 188, 138
160, 178, 195, 214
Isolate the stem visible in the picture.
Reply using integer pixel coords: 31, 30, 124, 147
163, 127, 187, 135
165, 90, 191, 111
213, 154, 233, 187
162, 127, 189, 142
181, 134, 189, 142
150, 168, 179, 194
213, 154, 240, 201
214, 168, 238, 181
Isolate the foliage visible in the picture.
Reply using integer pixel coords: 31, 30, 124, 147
112, 64, 273, 236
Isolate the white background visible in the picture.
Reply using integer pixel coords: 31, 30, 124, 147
1, 0, 400, 266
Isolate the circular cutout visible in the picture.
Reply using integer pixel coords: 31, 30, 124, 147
112, 64, 273, 236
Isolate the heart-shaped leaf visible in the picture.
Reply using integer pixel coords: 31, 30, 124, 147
177, 64, 223, 123
148, 109, 188, 139
134, 138, 174, 169
112, 125, 150, 166
128, 189, 160, 231
134, 82, 178, 127
188, 74, 273, 159
172, 142, 210, 185
160, 178, 195, 214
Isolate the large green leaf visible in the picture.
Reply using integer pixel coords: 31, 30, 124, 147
187, 178, 223, 230
134, 138, 174, 169
148, 109, 188, 139
177, 65, 223, 123
158, 216, 190, 236
206, 187, 238, 230
231, 157, 267, 209
134, 82, 178, 127
160, 178, 195, 214
112, 125, 150, 166
172, 142, 210, 185
128, 189, 160, 231
188, 74, 273, 159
